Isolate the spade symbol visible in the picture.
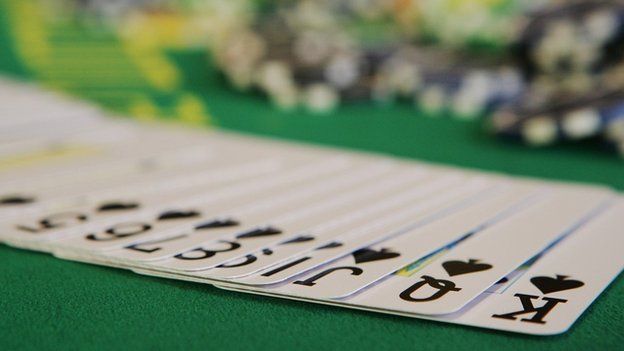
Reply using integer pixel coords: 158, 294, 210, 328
195, 218, 239, 230
280, 235, 315, 245
352, 248, 400, 264
316, 242, 343, 250
236, 226, 282, 239
530, 275, 584, 294
0, 195, 35, 206
157, 210, 201, 221
442, 259, 492, 277
97, 201, 140, 212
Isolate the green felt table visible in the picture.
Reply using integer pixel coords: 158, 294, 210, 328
1, 9, 624, 351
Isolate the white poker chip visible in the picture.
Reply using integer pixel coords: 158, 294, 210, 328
418, 85, 446, 115
522, 115, 557, 146
562, 108, 601, 139
304, 83, 339, 114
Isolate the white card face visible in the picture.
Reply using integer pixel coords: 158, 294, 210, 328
21, 156, 354, 251
0, 149, 248, 220
45, 157, 375, 253
0, 156, 285, 247
0, 132, 119, 187
0, 137, 210, 186
230, 177, 498, 286
0, 140, 222, 218
0, 125, 286, 194
72, 167, 432, 270
0, 118, 170, 176
258, 183, 544, 299
338, 186, 613, 316
0, 121, 341, 216
75, 162, 405, 261
133, 163, 418, 272
177, 172, 469, 279
99, 167, 437, 265
0, 155, 273, 236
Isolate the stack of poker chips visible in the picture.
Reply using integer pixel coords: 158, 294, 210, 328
493, 0, 624, 151
209, 0, 527, 117
204, 0, 539, 117
207, 0, 624, 155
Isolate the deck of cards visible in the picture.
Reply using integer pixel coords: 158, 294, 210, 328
1, 78, 623, 336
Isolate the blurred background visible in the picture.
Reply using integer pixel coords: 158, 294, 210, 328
0, 0, 623, 166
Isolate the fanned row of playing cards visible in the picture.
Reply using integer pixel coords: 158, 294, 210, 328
1, 78, 623, 336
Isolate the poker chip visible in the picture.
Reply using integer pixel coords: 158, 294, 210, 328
521, 115, 558, 146
303, 83, 339, 114
561, 108, 602, 140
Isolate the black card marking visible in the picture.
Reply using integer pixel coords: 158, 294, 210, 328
195, 218, 240, 230
316, 242, 343, 250
217, 254, 257, 268
293, 266, 363, 287
280, 235, 314, 245
157, 210, 201, 221
236, 226, 282, 239
442, 259, 493, 277
174, 240, 240, 260
399, 275, 462, 302
261, 256, 311, 277
530, 275, 584, 294
352, 248, 400, 264
97, 201, 140, 212
492, 294, 567, 324
0, 195, 35, 205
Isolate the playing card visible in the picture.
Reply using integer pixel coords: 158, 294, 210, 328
153, 177, 491, 272
176, 172, 473, 280
328, 185, 614, 316
230, 177, 499, 286
0, 156, 283, 248
2, 78, 622, 336
0, 126, 354, 230
129, 174, 499, 286
213, 196, 623, 335
93, 166, 437, 266
0, 125, 221, 213
52, 161, 402, 262
247, 182, 543, 299
0, 130, 308, 219
333, 198, 624, 335
47, 157, 370, 255
6, 154, 352, 250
